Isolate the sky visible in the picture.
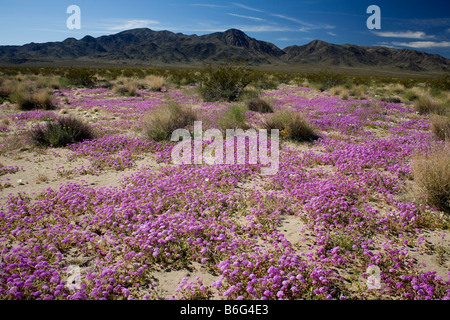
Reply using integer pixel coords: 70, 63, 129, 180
1, 0, 450, 58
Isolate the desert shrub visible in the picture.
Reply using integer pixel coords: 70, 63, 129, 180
143, 103, 197, 141
10, 89, 55, 110
29, 116, 95, 147
403, 90, 419, 101
350, 86, 366, 98
431, 88, 442, 97
65, 68, 95, 87
329, 86, 342, 96
429, 74, 450, 91
237, 85, 260, 101
431, 115, 450, 141
0, 80, 13, 100
380, 96, 402, 103
339, 89, 350, 100
218, 105, 249, 131
306, 72, 346, 91
247, 97, 274, 113
35, 76, 61, 90
253, 80, 278, 91
412, 146, 450, 214
262, 110, 320, 142
113, 79, 139, 96
414, 96, 447, 115
388, 83, 405, 94
144, 75, 165, 91
200, 62, 255, 101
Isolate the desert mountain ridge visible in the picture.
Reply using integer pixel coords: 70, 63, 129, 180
0, 28, 449, 72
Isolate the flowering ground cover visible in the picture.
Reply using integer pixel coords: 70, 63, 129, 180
0, 82, 449, 300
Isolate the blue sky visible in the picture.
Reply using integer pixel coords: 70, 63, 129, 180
1, 0, 450, 57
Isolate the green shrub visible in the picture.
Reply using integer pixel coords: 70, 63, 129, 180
143, 103, 197, 141
65, 68, 96, 87
403, 90, 419, 101
263, 110, 319, 142
218, 105, 249, 131
30, 116, 96, 147
200, 62, 255, 101
247, 97, 274, 113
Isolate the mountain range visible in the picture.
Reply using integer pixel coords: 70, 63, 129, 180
0, 28, 449, 73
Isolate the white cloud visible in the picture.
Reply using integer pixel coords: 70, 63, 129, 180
327, 31, 336, 36
373, 31, 434, 39
108, 20, 160, 31
392, 41, 450, 48
228, 13, 265, 22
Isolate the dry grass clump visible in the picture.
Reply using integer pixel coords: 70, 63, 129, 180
144, 75, 166, 92
431, 115, 450, 141
262, 110, 320, 142
387, 83, 406, 94
339, 88, 350, 100
10, 89, 55, 111
412, 145, 450, 214
0, 133, 25, 153
329, 86, 344, 96
350, 86, 366, 98
35, 76, 61, 90
143, 102, 197, 141
113, 79, 139, 96
414, 95, 447, 115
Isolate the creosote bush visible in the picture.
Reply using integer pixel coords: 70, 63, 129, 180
65, 68, 96, 87
200, 62, 255, 102
143, 102, 197, 141
412, 146, 450, 214
29, 116, 96, 147
263, 110, 320, 142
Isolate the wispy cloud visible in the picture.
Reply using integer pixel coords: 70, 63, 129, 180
270, 13, 334, 31
228, 13, 265, 22
191, 3, 228, 8
392, 41, 450, 48
108, 19, 160, 31
373, 30, 434, 39
406, 17, 450, 28
270, 13, 313, 27
327, 31, 336, 36
232, 3, 264, 13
